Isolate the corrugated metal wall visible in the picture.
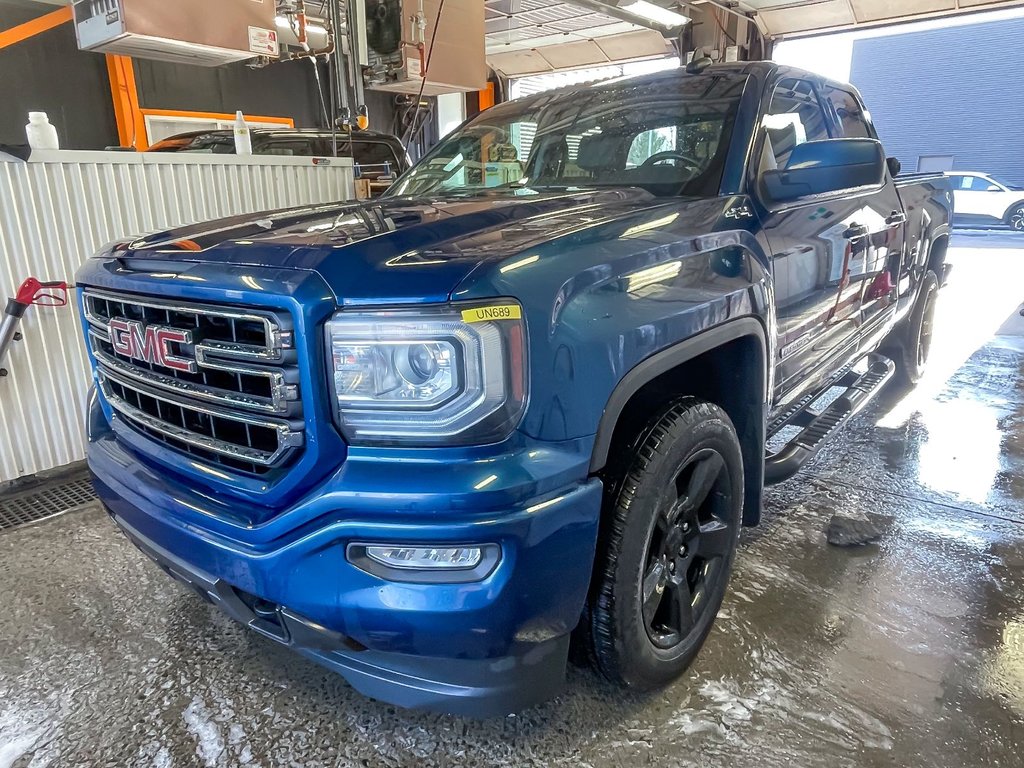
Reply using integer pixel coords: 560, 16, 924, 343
850, 17, 1024, 185
0, 151, 354, 484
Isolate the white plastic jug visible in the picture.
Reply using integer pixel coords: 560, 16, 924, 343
233, 111, 253, 156
25, 112, 59, 150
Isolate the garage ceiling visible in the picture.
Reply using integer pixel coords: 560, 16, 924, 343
485, 0, 673, 77
709, 0, 1024, 37
485, 0, 649, 53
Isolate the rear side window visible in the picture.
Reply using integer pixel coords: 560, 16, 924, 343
763, 78, 830, 169
822, 86, 873, 139
255, 139, 317, 156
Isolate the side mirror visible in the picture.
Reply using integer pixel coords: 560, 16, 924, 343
762, 138, 887, 205
886, 157, 901, 177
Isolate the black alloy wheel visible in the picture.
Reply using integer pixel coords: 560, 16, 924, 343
1008, 204, 1024, 232
641, 448, 733, 650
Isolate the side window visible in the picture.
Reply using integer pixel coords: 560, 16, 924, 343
822, 86, 873, 139
627, 127, 678, 167
956, 176, 1000, 191
351, 141, 401, 169
762, 78, 831, 170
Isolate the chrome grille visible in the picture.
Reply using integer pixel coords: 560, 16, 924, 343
83, 289, 303, 475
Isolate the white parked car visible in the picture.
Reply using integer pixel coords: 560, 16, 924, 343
946, 172, 1024, 231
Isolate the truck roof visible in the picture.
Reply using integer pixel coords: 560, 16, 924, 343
505, 61, 861, 107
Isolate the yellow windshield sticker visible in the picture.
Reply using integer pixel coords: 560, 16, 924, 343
461, 305, 522, 323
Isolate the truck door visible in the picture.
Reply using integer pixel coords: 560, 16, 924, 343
820, 84, 906, 347
754, 77, 866, 405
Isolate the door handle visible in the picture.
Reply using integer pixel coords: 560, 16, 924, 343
843, 223, 869, 240
885, 211, 907, 227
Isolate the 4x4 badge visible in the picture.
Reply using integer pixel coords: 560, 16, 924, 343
725, 205, 754, 219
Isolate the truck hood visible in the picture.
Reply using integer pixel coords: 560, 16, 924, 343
107, 189, 667, 305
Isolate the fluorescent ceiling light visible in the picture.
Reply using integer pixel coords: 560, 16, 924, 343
618, 0, 690, 28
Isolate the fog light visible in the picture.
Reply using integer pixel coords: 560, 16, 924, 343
366, 545, 483, 570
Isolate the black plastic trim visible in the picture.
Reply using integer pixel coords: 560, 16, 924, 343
589, 317, 769, 473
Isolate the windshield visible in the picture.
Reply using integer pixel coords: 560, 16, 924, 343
387, 72, 745, 199
991, 176, 1023, 190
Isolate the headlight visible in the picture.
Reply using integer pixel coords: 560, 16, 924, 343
325, 302, 528, 445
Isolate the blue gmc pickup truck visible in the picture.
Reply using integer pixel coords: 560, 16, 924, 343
77, 62, 952, 716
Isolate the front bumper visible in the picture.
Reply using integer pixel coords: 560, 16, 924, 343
88, 400, 603, 715
110, 510, 573, 716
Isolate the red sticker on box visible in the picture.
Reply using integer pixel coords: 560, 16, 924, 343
249, 27, 279, 56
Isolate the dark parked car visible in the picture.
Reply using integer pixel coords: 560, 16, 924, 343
148, 127, 411, 179
78, 62, 952, 717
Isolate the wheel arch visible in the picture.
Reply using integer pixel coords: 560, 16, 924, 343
927, 231, 949, 277
589, 317, 769, 526
1002, 199, 1024, 223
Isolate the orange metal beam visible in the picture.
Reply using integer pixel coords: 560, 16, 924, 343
478, 82, 496, 111
106, 55, 148, 149
0, 6, 72, 51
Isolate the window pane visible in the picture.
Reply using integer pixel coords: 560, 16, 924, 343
628, 127, 677, 166
351, 141, 400, 169
255, 140, 313, 156
764, 78, 830, 169
823, 86, 872, 139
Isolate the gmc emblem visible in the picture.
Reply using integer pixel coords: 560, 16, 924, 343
108, 318, 197, 373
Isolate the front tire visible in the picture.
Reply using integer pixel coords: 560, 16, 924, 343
582, 397, 743, 689
1006, 203, 1024, 232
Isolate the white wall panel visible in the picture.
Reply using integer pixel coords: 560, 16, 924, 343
0, 150, 354, 484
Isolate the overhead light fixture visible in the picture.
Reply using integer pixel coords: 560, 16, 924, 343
569, 0, 690, 31
617, 0, 691, 28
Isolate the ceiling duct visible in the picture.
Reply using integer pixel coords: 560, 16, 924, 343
362, 0, 487, 95
72, 0, 280, 66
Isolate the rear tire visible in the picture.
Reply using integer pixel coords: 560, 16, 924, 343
580, 397, 743, 689
894, 270, 939, 386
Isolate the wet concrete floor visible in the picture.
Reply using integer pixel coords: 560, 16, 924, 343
1, 232, 1023, 767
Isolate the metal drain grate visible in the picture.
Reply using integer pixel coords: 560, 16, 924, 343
0, 476, 97, 532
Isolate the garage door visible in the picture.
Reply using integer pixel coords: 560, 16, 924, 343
735, 0, 1024, 36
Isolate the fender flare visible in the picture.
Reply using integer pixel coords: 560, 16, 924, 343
588, 316, 769, 473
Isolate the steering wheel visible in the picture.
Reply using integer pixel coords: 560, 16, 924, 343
639, 151, 702, 172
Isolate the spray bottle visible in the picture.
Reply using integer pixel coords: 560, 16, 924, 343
233, 111, 253, 155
